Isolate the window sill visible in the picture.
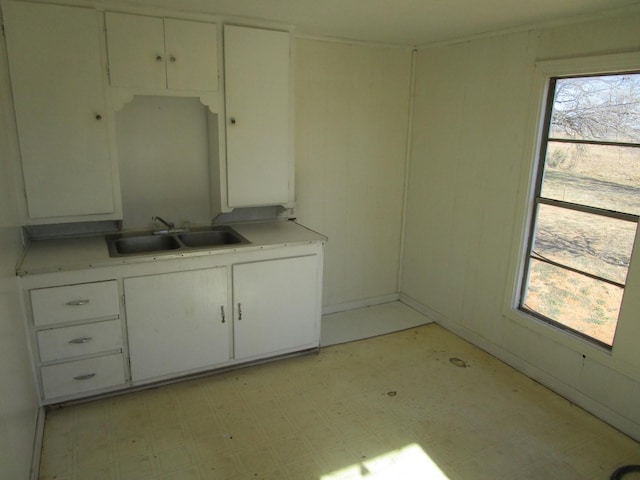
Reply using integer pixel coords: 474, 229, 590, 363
502, 304, 614, 363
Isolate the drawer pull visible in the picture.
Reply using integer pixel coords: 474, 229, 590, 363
73, 373, 96, 381
66, 299, 90, 306
68, 337, 93, 344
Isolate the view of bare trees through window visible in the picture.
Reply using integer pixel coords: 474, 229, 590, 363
522, 73, 640, 347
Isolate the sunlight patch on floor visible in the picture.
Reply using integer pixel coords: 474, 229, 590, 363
321, 443, 449, 480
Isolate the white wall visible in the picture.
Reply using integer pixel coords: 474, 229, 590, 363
116, 96, 214, 230
402, 11, 640, 439
0, 27, 39, 480
295, 39, 412, 310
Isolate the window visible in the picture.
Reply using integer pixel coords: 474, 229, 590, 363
520, 72, 640, 348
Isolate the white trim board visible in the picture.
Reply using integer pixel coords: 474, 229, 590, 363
29, 407, 45, 480
322, 293, 400, 316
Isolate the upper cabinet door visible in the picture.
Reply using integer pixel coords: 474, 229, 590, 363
164, 19, 219, 91
104, 13, 166, 89
3, 1, 116, 219
105, 13, 218, 91
224, 25, 292, 208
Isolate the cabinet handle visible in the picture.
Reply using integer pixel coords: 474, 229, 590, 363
238, 302, 242, 320
69, 337, 93, 344
169, 55, 176, 63
73, 373, 96, 381
66, 299, 90, 306
220, 305, 225, 323
230, 117, 237, 125
156, 55, 163, 62
95, 114, 102, 120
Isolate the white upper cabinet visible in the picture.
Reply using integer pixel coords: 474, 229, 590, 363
105, 12, 219, 91
164, 18, 219, 91
3, 1, 118, 221
224, 25, 293, 208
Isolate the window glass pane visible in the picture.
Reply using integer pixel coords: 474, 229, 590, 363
549, 74, 640, 143
523, 258, 623, 346
520, 71, 640, 348
541, 143, 640, 215
532, 204, 636, 285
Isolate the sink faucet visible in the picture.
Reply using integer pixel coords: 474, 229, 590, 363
153, 216, 174, 230
152, 216, 188, 234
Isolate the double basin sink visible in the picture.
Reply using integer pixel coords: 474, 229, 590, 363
106, 226, 249, 257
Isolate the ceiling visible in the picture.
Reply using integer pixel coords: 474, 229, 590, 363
121, 0, 640, 46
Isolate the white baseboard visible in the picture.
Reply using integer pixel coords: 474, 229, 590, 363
30, 407, 45, 480
399, 294, 640, 442
399, 293, 441, 321
322, 293, 400, 315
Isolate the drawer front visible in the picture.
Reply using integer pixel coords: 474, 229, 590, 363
37, 319, 122, 363
31, 280, 119, 327
41, 353, 126, 400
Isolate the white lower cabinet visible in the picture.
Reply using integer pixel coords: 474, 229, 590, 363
30, 280, 120, 327
124, 267, 229, 383
37, 319, 122, 363
41, 353, 126, 399
22, 240, 324, 403
28, 280, 126, 403
124, 255, 321, 382
233, 255, 319, 360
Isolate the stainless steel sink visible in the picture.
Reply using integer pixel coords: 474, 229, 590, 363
106, 226, 249, 257
110, 234, 181, 255
178, 229, 245, 247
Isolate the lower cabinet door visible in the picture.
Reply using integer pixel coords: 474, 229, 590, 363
233, 255, 319, 360
41, 353, 125, 400
124, 267, 229, 383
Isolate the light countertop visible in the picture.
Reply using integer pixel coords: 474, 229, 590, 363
17, 220, 326, 276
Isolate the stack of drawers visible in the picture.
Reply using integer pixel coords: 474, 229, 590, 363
30, 280, 127, 401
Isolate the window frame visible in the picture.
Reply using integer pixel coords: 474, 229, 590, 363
519, 72, 640, 348
505, 52, 640, 353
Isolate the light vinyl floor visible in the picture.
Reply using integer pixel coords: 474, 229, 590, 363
321, 301, 430, 346
39, 319, 640, 479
